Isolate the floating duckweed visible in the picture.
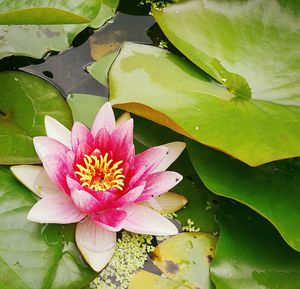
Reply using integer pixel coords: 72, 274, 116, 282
158, 40, 168, 49
140, 0, 174, 10
182, 219, 201, 232
91, 231, 155, 289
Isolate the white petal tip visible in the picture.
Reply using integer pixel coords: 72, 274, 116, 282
44, 115, 71, 148
80, 246, 115, 272
11, 165, 43, 196
155, 142, 186, 172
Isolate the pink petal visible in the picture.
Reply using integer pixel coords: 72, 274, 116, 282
128, 146, 169, 187
44, 115, 71, 149
122, 205, 178, 235
42, 155, 70, 194
76, 217, 116, 272
71, 122, 94, 152
27, 194, 86, 224
136, 171, 183, 202
111, 119, 134, 163
93, 128, 112, 155
154, 142, 186, 172
91, 209, 127, 232
33, 137, 70, 193
67, 177, 103, 214
91, 102, 116, 136
113, 184, 145, 207
33, 136, 69, 161
74, 142, 93, 164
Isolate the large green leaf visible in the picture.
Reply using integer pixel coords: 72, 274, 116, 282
129, 232, 217, 289
211, 201, 300, 289
0, 0, 101, 24
186, 138, 300, 252
153, 0, 300, 102
0, 71, 73, 164
0, 0, 119, 60
0, 167, 62, 289
108, 42, 300, 166
0, 167, 96, 288
49, 225, 97, 289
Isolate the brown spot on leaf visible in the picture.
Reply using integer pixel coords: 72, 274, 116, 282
165, 260, 180, 274
207, 255, 213, 263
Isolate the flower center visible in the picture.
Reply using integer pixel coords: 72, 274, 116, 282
75, 151, 125, 192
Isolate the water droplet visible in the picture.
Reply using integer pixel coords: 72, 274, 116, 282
195, 126, 199, 130
221, 78, 227, 82
14, 77, 19, 81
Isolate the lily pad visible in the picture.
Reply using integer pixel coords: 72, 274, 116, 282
0, 71, 73, 164
129, 232, 217, 289
0, 0, 119, 60
186, 138, 300, 252
211, 201, 300, 289
107, 42, 300, 166
67, 94, 107, 128
0, 0, 101, 24
129, 270, 191, 289
0, 167, 96, 289
49, 225, 97, 289
0, 167, 62, 289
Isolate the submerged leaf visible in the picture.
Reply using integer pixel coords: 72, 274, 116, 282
187, 138, 300, 252
211, 201, 300, 289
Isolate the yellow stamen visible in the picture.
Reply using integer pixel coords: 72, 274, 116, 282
75, 152, 125, 192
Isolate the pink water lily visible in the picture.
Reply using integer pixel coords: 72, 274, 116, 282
11, 103, 186, 271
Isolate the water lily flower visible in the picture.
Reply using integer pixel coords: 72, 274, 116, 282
11, 103, 186, 271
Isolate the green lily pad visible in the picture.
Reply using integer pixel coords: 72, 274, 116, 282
0, 167, 62, 289
67, 94, 107, 128
0, 25, 69, 60
107, 42, 300, 166
186, 138, 300, 252
129, 232, 217, 289
0, 167, 96, 289
87, 51, 119, 86
49, 225, 97, 289
0, 0, 119, 60
211, 200, 300, 289
0, 0, 101, 24
0, 71, 73, 165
